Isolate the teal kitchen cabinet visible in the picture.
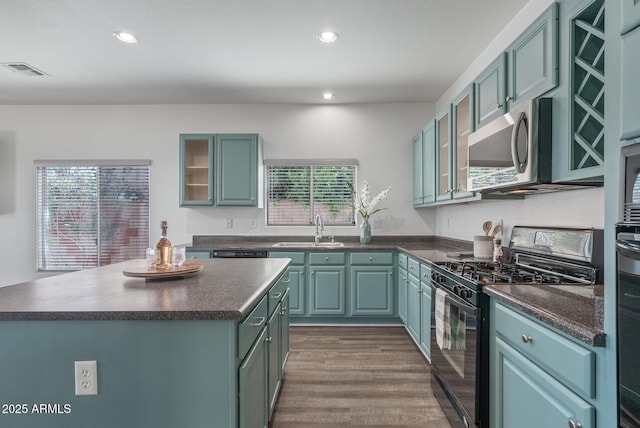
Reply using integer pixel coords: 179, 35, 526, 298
621, 23, 640, 141
180, 133, 263, 207
451, 86, 476, 199
397, 253, 408, 323
435, 106, 453, 202
406, 257, 421, 341
552, 0, 606, 182
349, 252, 394, 316
308, 252, 346, 316
269, 252, 305, 316
413, 120, 436, 207
180, 134, 215, 206
279, 288, 290, 374
491, 300, 596, 428
238, 295, 269, 428
266, 300, 282, 419
419, 263, 432, 358
474, 3, 558, 129
474, 53, 507, 128
216, 134, 262, 206
506, 2, 558, 109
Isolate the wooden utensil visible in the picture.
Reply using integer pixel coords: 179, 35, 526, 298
491, 224, 502, 237
482, 221, 492, 236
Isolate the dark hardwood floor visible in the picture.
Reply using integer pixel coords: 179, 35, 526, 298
270, 326, 453, 428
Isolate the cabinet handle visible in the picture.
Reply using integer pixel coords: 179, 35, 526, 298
282, 277, 291, 283
369, 256, 373, 261
250, 317, 266, 327
280, 307, 288, 315
418, 289, 423, 294
271, 292, 282, 299
265, 336, 272, 343
506, 95, 512, 102
496, 103, 503, 109
521, 334, 533, 344
568, 420, 583, 428
325, 256, 329, 261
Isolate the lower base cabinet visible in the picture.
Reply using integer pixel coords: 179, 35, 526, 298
267, 301, 282, 418
309, 265, 346, 315
239, 327, 268, 428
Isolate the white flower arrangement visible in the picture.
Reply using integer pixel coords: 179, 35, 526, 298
357, 181, 391, 222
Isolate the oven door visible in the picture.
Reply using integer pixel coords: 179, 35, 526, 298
616, 235, 640, 427
430, 282, 481, 427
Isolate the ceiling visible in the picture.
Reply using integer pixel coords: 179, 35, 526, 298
1, 0, 529, 105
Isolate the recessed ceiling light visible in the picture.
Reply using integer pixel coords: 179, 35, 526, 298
113, 31, 138, 44
318, 31, 339, 43
323, 92, 335, 100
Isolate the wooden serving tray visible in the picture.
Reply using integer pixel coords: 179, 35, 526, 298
123, 261, 203, 279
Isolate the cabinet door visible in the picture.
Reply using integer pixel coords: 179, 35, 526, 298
622, 26, 640, 141
309, 266, 346, 315
406, 273, 421, 342
216, 134, 259, 206
239, 328, 268, 428
492, 337, 594, 428
621, 0, 640, 35
451, 86, 475, 199
350, 266, 394, 316
179, 134, 214, 206
421, 120, 436, 204
419, 281, 432, 358
267, 303, 282, 419
435, 107, 453, 202
413, 131, 424, 206
397, 267, 408, 323
475, 53, 507, 128
280, 289, 290, 374
285, 265, 305, 316
507, 2, 558, 107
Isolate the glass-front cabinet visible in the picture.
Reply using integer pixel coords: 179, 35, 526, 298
435, 107, 452, 202
452, 86, 475, 199
180, 134, 214, 206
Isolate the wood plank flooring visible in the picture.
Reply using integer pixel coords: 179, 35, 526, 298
270, 326, 453, 428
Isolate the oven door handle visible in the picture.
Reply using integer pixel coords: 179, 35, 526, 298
616, 240, 640, 261
431, 282, 477, 316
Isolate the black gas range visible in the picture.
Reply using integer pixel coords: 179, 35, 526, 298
429, 226, 603, 428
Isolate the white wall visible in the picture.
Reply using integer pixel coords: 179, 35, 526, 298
0, 103, 436, 287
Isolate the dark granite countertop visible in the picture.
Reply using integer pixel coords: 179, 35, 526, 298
0, 258, 290, 322
484, 283, 605, 347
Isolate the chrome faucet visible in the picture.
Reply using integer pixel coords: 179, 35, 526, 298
314, 214, 324, 245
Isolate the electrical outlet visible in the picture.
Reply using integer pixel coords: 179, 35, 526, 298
225, 218, 233, 228
249, 219, 257, 229
74, 360, 98, 395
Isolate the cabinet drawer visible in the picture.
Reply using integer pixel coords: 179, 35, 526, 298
269, 251, 305, 265
420, 262, 432, 282
238, 295, 268, 359
398, 253, 408, 270
407, 258, 420, 278
268, 272, 289, 316
350, 252, 393, 265
494, 303, 595, 398
309, 252, 346, 265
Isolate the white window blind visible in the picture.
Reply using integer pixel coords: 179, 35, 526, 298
36, 162, 150, 271
266, 162, 356, 226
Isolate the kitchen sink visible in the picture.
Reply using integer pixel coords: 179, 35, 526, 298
271, 241, 345, 248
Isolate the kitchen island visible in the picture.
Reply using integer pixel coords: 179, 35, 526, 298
0, 258, 290, 428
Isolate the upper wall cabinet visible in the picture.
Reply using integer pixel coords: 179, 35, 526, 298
621, 15, 640, 141
180, 133, 263, 207
506, 3, 559, 108
216, 134, 262, 206
435, 106, 453, 202
413, 120, 436, 207
552, 0, 605, 182
180, 134, 215, 206
475, 54, 507, 128
474, 3, 558, 129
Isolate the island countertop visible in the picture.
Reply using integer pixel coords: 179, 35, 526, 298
0, 258, 290, 321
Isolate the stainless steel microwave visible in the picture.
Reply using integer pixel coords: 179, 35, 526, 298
467, 98, 552, 193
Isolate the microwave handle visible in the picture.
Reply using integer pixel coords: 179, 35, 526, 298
510, 111, 527, 173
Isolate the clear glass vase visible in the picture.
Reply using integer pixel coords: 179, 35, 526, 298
360, 219, 372, 244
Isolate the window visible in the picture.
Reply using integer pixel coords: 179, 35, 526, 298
35, 160, 150, 271
265, 160, 357, 226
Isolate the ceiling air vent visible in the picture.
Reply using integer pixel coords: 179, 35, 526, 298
0, 62, 49, 77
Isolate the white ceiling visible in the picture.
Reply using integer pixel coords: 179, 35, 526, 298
1, 0, 529, 105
